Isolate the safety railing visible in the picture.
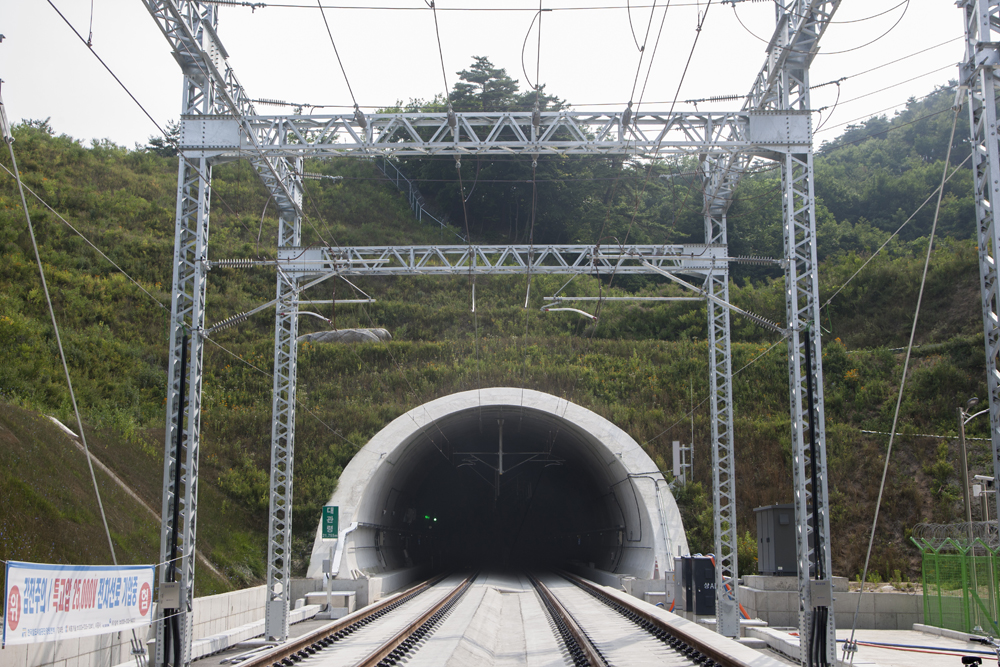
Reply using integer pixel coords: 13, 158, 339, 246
372, 156, 464, 241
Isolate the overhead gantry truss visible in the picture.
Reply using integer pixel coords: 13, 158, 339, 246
143, 1, 844, 664
180, 110, 812, 159
270, 244, 730, 279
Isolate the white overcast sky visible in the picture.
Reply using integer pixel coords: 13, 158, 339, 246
1, 1, 965, 148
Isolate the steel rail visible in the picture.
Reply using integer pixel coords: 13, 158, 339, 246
237, 574, 449, 667
350, 572, 477, 667
528, 573, 607, 667
557, 570, 759, 667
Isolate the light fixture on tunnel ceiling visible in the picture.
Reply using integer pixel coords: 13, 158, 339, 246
540, 305, 598, 321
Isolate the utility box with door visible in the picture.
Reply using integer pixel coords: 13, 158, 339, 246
754, 503, 797, 575
674, 555, 715, 615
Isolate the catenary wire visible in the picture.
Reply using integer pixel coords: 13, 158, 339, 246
45, 0, 167, 138
218, 1, 755, 10
428, 0, 452, 95
239, 32, 960, 114
46, 0, 472, 447
816, 86, 957, 136
51, 0, 340, 248
0, 162, 171, 312
2, 94, 120, 572
44, 0, 307, 245
641, 90, 973, 448
731, 0, 911, 56
609, 0, 709, 303
844, 99, 962, 665
821, 153, 971, 310
0, 131, 353, 447
316, 0, 361, 109
831, 63, 956, 109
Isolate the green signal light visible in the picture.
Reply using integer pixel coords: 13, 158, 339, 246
424, 515, 430, 520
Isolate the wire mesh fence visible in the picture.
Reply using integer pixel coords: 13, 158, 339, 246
913, 522, 1000, 635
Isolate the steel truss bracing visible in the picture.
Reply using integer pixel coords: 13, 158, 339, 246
142, 1, 839, 662
273, 244, 729, 279
150, 3, 218, 664
179, 110, 812, 159
769, 2, 838, 663
697, 1, 840, 649
961, 0, 1000, 539
703, 159, 740, 638
140, 0, 305, 651
266, 164, 303, 641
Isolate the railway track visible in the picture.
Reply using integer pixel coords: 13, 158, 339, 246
236, 572, 475, 667
536, 571, 736, 666
234, 570, 779, 667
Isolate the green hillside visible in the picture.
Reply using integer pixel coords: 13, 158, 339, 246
0, 78, 991, 590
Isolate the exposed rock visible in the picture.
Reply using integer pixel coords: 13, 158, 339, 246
298, 328, 392, 345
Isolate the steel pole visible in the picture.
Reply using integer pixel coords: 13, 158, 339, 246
961, 408, 975, 534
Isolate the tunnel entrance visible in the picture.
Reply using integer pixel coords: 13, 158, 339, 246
307, 388, 688, 581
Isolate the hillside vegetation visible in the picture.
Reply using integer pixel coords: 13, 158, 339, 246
0, 74, 990, 591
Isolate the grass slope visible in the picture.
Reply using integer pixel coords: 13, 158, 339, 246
0, 121, 991, 588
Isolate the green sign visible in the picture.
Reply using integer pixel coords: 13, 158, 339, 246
322, 506, 339, 539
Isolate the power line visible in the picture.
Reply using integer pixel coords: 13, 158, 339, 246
846, 98, 962, 661
831, 63, 956, 109
820, 153, 972, 310
0, 128, 351, 448
731, 0, 912, 56
0, 162, 170, 312
2, 91, 120, 572
316, 0, 361, 110
222, 2, 752, 10
233, 38, 963, 113
816, 86, 956, 136
45, 0, 168, 139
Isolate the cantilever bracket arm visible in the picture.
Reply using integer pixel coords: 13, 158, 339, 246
204, 269, 342, 336
640, 260, 787, 335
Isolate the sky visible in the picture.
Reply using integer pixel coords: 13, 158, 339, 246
0, 1, 966, 149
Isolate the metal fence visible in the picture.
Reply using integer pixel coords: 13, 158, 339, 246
372, 156, 466, 242
912, 522, 1000, 635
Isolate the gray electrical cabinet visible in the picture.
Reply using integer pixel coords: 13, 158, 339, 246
673, 555, 715, 613
754, 503, 797, 576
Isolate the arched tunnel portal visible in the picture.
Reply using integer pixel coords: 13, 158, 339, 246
307, 388, 689, 581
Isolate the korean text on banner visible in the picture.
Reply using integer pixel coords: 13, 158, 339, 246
3, 561, 154, 647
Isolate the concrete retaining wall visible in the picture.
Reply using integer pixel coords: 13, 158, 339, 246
2, 584, 276, 667
739, 580, 923, 630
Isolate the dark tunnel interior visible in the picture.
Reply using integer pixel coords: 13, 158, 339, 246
357, 407, 636, 574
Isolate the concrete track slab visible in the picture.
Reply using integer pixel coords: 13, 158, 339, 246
404, 571, 570, 667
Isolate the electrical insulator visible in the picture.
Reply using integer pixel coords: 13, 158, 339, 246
354, 105, 368, 130
214, 258, 255, 268
213, 311, 253, 332
622, 102, 633, 131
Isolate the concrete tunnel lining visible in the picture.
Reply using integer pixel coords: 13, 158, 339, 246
307, 388, 689, 580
